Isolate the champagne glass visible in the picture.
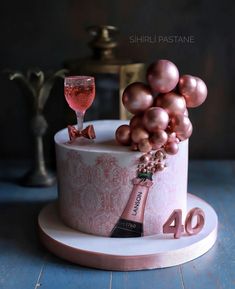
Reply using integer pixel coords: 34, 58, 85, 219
64, 76, 95, 130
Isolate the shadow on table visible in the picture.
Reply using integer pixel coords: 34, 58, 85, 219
0, 200, 52, 260
0, 199, 108, 271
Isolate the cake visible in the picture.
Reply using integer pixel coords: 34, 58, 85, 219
37, 59, 219, 270
55, 60, 211, 238
55, 59, 208, 239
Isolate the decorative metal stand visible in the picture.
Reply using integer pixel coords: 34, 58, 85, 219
8, 68, 68, 187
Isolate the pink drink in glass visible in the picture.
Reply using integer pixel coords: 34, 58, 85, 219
64, 76, 95, 130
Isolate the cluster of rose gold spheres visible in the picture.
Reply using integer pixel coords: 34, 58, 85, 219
115, 59, 208, 155
137, 150, 167, 175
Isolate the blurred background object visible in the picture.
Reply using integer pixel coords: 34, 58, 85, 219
7, 68, 67, 186
64, 25, 145, 120
0, 0, 234, 163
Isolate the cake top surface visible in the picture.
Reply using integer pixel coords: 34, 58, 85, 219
55, 120, 142, 154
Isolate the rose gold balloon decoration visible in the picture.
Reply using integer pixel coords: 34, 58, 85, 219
170, 114, 193, 141
122, 82, 153, 114
155, 92, 186, 116
143, 107, 169, 132
115, 125, 131, 145
147, 60, 179, 93
150, 130, 168, 149
115, 58, 207, 155
179, 75, 207, 108
131, 127, 149, 144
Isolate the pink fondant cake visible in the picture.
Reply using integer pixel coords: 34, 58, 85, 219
55, 120, 188, 237
37, 59, 217, 270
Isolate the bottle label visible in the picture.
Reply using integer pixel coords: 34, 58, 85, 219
110, 178, 153, 237
132, 191, 143, 216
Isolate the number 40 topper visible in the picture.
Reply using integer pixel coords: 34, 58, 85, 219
163, 207, 205, 239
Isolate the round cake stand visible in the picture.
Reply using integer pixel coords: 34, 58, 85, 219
38, 194, 218, 271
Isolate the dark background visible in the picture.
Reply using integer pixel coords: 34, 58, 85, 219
0, 0, 234, 162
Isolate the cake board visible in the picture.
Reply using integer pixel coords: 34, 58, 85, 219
38, 193, 218, 271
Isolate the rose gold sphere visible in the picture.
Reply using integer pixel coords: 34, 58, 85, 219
140, 154, 151, 163
131, 142, 138, 151
149, 130, 168, 150
164, 141, 179, 155
175, 137, 180, 144
131, 127, 149, 144
115, 125, 131, 146
143, 107, 169, 132
122, 82, 153, 114
154, 92, 186, 116
138, 138, 152, 153
179, 75, 207, 108
184, 108, 189, 116
176, 122, 193, 141
167, 132, 177, 143
147, 59, 179, 93
155, 150, 165, 159
170, 114, 193, 141
155, 163, 165, 171
129, 115, 143, 129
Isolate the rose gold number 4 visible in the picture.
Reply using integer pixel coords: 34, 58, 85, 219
163, 209, 184, 239
163, 208, 205, 239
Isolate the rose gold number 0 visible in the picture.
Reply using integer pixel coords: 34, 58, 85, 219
163, 207, 205, 239
185, 207, 205, 235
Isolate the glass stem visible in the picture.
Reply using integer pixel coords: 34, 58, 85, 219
76, 111, 84, 131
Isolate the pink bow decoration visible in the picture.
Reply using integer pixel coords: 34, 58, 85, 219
67, 125, 96, 141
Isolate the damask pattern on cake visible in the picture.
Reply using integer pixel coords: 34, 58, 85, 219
57, 141, 187, 237
58, 149, 134, 236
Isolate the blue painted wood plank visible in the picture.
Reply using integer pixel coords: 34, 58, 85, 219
0, 161, 56, 289
38, 255, 111, 289
181, 161, 235, 289
0, 199, 48, 289
112, 267, 184, 289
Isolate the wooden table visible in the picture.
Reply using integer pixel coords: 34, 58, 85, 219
0, 161, 234, 289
